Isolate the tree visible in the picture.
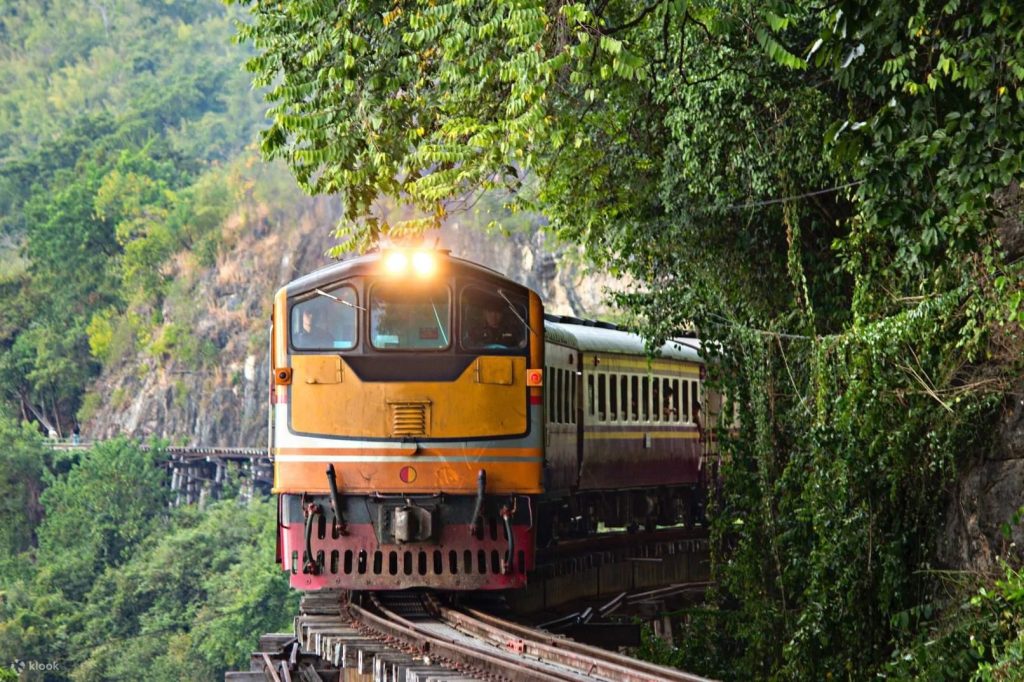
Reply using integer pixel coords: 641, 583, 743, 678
0, 412, 48, 567
34, 439, 168, 602
234, 1, 1023, 677
57, 497, 294, 681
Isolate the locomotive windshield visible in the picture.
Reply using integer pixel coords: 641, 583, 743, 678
460, 286, 528, 351
291, 285, 358, 350
370, 282, 451, 350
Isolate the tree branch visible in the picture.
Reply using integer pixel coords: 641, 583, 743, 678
603, 1, 664, 35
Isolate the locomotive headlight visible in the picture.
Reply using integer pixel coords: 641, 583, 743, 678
384, 251, 409, 274
412, 251, 436, 277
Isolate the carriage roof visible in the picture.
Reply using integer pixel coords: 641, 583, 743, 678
544, 318, 702, 363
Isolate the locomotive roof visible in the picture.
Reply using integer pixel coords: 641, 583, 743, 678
544, 319, 702, 363
282, 250, 520, 296
280, 252, 701, 362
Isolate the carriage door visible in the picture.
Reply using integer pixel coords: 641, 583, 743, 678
543, 341, 577, 494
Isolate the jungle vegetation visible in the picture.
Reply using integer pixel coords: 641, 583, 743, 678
0, 0, 267, 437
1, 0, 1022, 679
0, 2, 297, 680
233, 0, 1024, 679
0, 422, 295, 681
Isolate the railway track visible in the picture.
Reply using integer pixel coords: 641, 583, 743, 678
269, 589, 713, 682
231, 526, 713, 681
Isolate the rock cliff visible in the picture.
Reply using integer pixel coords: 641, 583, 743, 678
937, 184, 1024, 574
83, 195, 617, 447
938, 385, 1024, 573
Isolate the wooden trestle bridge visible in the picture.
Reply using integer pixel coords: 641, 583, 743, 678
49, 440, 272, 506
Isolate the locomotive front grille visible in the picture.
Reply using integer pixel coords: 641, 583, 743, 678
388, 400, 429, 437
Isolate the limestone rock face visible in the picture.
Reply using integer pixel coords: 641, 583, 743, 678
938, 384, 1024, 573
995, 181, 1024, 262
936, 180, 1024, 572
83, 198, 616, 448
84, 196, 336, 446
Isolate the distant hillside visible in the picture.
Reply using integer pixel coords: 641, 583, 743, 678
0, 0, 616, 446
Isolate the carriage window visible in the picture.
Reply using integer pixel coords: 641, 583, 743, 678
691, 381, 701, 422
587, 374, 595, 416
630, 376, 639, 420
598, 374, 607, 421
660, 378, 672, 421
557, 369, 565, 423
569, 370, 576, 424
552, 368, 561, 421
609, 373, 619, 423
684, 378, 692, 421
370, 282, 450, 350
670, 378, 681, 422
461, 286, 527, 350
552, 369, 558, 423
291, 286, 358, 350
547, 366, 555, 422
563, 369, 570, 424
560, 369, 568, 424
565, 368, 573, 421
652, 377, 661, 422
634, 376, 643, 419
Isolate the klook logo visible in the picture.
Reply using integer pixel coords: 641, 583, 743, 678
10, 659, 60, 673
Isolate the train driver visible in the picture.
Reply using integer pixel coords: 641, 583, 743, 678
293, 290, 358, 350
297, 309, 333, 347
467, 299, 523, 348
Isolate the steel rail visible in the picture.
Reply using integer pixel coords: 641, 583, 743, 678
536, 526, 709, 563
626, 581, 715, 605
436, 600, 714, 682
347, 597, 579, 681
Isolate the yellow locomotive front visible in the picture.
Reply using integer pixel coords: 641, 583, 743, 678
270, 249, 544, 591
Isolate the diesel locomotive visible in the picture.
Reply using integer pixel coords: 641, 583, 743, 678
270, 248, 716, 591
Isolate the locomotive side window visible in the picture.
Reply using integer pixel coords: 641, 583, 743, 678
587, 374, 595, 416
370, 282, 450, 350
461, 287, 527, 350
598, 373, 607, 421
291, 286, 358, 350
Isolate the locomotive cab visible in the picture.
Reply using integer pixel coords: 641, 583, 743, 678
270, 249, 544, 590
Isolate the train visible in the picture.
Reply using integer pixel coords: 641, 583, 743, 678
270, 248, 719, 591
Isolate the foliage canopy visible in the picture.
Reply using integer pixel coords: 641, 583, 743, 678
235, 0, 1024, 677
0, 438, 295, 681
